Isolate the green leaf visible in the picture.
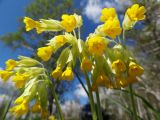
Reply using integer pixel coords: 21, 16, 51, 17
57, 47, 70, 66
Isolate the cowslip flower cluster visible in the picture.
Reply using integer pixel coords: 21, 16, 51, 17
0, 56, 52, 118
23, 4, 145, 90
1, 3, 146, 119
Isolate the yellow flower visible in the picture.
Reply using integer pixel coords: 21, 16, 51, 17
55, 35, 66, 47
5, 59, 17, 71
115, 75, 138, 88
49, 115, 56, 120
126, 4, 146, 21
129, 61, 144, 76
61, 14, 76, 32
100, 8, 117, 22
112, 59, 126, 73
12, 73, 29, 88
41, 109, 49, 118
23, 17, 41, 32
81, 57, 92, 72
31, 102, 42, 113
0, 70, 13, 82
37, 46, 53, 61
123, 4, 146, 30
92, 74, 112, 91
51, 66, 62, 79
14, 96, 24, 104
102, 19, 122, 39
10, 100, 29, 117
87, 35, 106, 56
61, 67, 74, 81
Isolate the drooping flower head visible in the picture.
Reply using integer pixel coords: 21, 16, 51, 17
100, 8, 117, 22
0, 70, 13, 82
61, 67, 74, 81
112, 59, 126, 74
51, 65, 63, 79
61, 14, 76, 32
37, 46, 53, 61
10, 98, 29, 117
129, 61, 144, 76
87, 35, 106, 56
5, 59, 17, 71
31, 102, 42, 113
55, 35, 66, 47
12, 73, 29, 88
23, 17, 41, 32
81, 57, 92, 72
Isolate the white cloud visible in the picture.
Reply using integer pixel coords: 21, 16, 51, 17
83, 0, 103, 23
74, 84, 87, 98
82, 0, 132, 23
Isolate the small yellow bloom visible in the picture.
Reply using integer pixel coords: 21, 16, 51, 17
112, 59, 126, 73
12, 73, 29, 88
102, 19, 122, 39
31, 102, 42, 113
87, 35, 106, 56
127, 4, 146, 21
61, 67, 74, 81
49, 115, 56, 120
5, 59, 17, 71
10, 101, 29, 117
115, 75, 138, 88
61, 14, 76, 32
37, 46, 53, 61
55, 35, 66, 47
100, 8, 117, 22
51, 66, 62, 79
92, 74, 111, 91
0, 70, 13, 81
23, 17, 41, 32
41, 109, 49, 118
81, 57, 92, 72
14, 96, 24, 104
129, 61, 144, 76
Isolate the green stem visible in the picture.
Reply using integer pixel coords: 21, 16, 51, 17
129, 85, 138, 120
84, 72, 97, 120
78, 27, 81, 39
123, 30, 126, 45
74, 71, 89, 97
49, 82, 64, 120
96, 90, 103, 120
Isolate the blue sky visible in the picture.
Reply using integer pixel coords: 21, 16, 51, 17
0, 0, 31, 68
